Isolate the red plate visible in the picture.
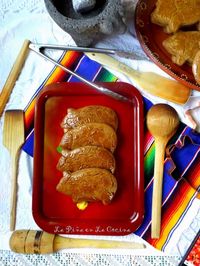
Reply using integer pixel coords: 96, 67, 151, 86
32, 82, 144, 235
135, 0, 200, 91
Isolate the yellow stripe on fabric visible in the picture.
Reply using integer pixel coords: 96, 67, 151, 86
45, 52, 72, 85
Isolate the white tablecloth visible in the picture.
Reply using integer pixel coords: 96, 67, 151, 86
0, 1, 199, 265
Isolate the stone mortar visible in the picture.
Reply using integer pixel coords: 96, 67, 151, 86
44, 0, 126, 46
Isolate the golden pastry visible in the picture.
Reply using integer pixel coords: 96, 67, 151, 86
56, 168, 117, 205
61, 105, 118, 131
151, 0, 200, 33
163, 31, 200, 65
59, 122, 117, 152
57, 146, 116, 173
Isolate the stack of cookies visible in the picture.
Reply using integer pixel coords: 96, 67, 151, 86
56, 105, 119, 209
151, 0, 200, 83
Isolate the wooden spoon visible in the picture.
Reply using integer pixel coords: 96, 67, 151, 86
10, 230, 146, 254
146, 104, 180, 239
3, 110, 25, 231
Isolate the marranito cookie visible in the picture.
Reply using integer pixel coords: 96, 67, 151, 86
151, 0, 200, 33
163, 31, 200, 66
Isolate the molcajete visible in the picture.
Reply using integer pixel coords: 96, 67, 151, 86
44, 0, 126, 46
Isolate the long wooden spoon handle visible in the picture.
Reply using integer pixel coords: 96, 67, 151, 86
0, 39, 30, 116
10, 155, 20, 231
86, 52, 190, 104
3, 110, 25, 231
151, 139, 166, 239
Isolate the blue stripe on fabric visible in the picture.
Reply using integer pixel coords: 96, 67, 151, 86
68, 55, 101, 82
23, 131, 34, 156
171, 134, 200, 178
183, 127, 200, 145
171, 144, 199, 176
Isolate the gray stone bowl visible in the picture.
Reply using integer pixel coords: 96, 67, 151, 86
44, 0, 126, 46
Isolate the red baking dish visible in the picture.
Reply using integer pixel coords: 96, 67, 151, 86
32, 82, 144, 235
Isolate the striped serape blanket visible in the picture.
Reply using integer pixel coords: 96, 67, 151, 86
22, 51, 200, 252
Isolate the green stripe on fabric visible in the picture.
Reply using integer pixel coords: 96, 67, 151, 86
144, 144, 155, 186
95, 68, 118, 82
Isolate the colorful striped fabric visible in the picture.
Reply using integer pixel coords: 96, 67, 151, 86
23, 51, 117, 156
22, 51, 200, 251
136, 124, 200, 250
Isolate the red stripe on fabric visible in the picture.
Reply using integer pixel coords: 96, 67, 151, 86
182, 147, 200, 177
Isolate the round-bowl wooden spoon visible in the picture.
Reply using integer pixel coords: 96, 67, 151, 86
146, 104, 180, 239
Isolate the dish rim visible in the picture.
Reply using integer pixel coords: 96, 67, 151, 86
32, 81, 144, 235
